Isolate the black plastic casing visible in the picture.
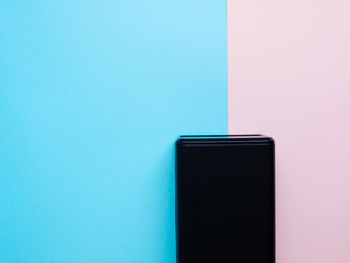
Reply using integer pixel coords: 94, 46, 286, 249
176, 135, 275, 263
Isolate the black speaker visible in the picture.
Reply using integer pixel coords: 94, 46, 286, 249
176, 135, 275, 263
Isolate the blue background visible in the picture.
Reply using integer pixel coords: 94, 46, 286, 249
0, 1, 227, 262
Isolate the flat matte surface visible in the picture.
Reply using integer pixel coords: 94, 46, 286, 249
176, 136, 275, 263
0, 1, 227, 262
228, 1, 350, 262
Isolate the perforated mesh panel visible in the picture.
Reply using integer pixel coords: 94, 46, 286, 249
176, 137, 275, 263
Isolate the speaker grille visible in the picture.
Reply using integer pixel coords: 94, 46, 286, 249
176, 136, 275, 263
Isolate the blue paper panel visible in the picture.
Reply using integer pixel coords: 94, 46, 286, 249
0, 1, 227, 262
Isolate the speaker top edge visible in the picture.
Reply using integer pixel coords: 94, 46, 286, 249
176, 134, 274, 145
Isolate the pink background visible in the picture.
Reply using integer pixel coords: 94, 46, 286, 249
228, 1, 350, 262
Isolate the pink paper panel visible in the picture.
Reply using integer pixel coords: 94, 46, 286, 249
228, 1, 350, 262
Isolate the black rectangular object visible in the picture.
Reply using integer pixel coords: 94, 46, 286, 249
176, 135, 275, 263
